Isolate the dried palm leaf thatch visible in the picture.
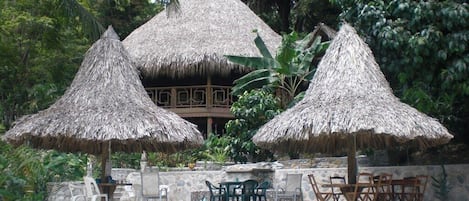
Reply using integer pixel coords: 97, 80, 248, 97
122, 0, 282, 79
253, 23, 453, 155
4, 26, 203, 155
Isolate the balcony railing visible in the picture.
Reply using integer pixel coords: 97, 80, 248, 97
145, 85, 233, 109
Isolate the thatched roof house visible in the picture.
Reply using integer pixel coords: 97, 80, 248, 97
253, 23, 453, 155
4, 26, 203, 155
122, 0, 282, 79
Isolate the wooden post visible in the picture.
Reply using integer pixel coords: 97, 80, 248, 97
206, 76, 212, 108
207, 117, 213, 136
348, 134, 357, 184
171, 88, 177, 107
206, 75, 213, 137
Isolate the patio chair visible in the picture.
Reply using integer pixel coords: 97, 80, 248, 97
351, 172, 375, 201
413, 175, 429, 201
308, 174, 333, 201
205, 180, 226, 201
83, 176, 108, 201
240, 179, 258, 201
68, 183, 86, 201
329, 176, 346, 201
275, 173, 303, 201
374, 173, 393, 201
141, 169, 168, 201
255, 181, 271, 201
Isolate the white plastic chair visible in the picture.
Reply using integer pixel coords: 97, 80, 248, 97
275, 173, 303, 201
83, 176, 108, 201
141, 169, 168, 201
68, 183, 86, 201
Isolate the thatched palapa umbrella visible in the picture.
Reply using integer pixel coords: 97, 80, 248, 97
122, 0, 282, 78
252, 23, 453, 183
4, 26, 203, 180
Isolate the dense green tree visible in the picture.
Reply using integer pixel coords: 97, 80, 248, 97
332, 0, 469, 141
0, 0, 92, 128
242, 0, 341, 33
225, 89, 282, 163
88, 0, 163, 38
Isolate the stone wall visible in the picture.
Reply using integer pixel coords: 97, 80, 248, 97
48, 164, 469, 201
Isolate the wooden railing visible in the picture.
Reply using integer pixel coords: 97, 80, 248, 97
145, 85, 233, 109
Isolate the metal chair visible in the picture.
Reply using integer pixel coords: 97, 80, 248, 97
205, 180, 226, 201
83, 176, 108, 201
68, 183, 86, 201
255, 181, 270, 201
275, 173, 303, 201
308, 174, 333, 201
329, 176, 346, 201
141, 169, 168, 201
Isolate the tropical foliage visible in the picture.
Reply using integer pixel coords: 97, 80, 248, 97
0, 141, 86, 200
226, 31, 329, 108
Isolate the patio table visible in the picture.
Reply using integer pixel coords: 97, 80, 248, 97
219, 181, 243, 201
322, 183, 374, 201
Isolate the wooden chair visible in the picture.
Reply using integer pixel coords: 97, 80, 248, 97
397, 177, 419, 201
374, 173, 393, 201
414, 175, 429, 201
351, 172, 376, 201
329, 176, 346, 201
308, 174, 333, 201
205, 180, 226, 201
275, 173, 303, 201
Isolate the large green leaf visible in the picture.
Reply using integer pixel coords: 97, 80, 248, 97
225, 55, 277, 70
232, 69, 276, 95
254, 33, 274, 59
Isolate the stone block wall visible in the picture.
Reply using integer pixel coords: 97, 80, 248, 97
48, 164, 469, 201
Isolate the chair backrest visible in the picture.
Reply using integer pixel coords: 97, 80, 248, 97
285, 174, 302, 192
205, 180, 221, 196
415, 175, 429, 200
415, 175, 428, 193
242, 180, 258, 196
352, 172, 375, 201
141, 170, 161, 196
256, 181, 270, 195
307, 174, 322, 196
376, 173, 393, 193
68, 183, 85, 201
83, 176, 102, 197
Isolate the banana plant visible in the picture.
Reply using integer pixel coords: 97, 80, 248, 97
225, 31, 329, 108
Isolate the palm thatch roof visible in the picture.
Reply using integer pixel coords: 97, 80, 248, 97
4, 26, 203, 155
122, 0, 282, 79
253, 23, 453, 155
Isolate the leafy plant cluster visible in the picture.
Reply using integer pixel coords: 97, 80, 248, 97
0, 141, 86, 200
225, 89, 283, 163
226, 31, 329, 108
432, 164, 452, 201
